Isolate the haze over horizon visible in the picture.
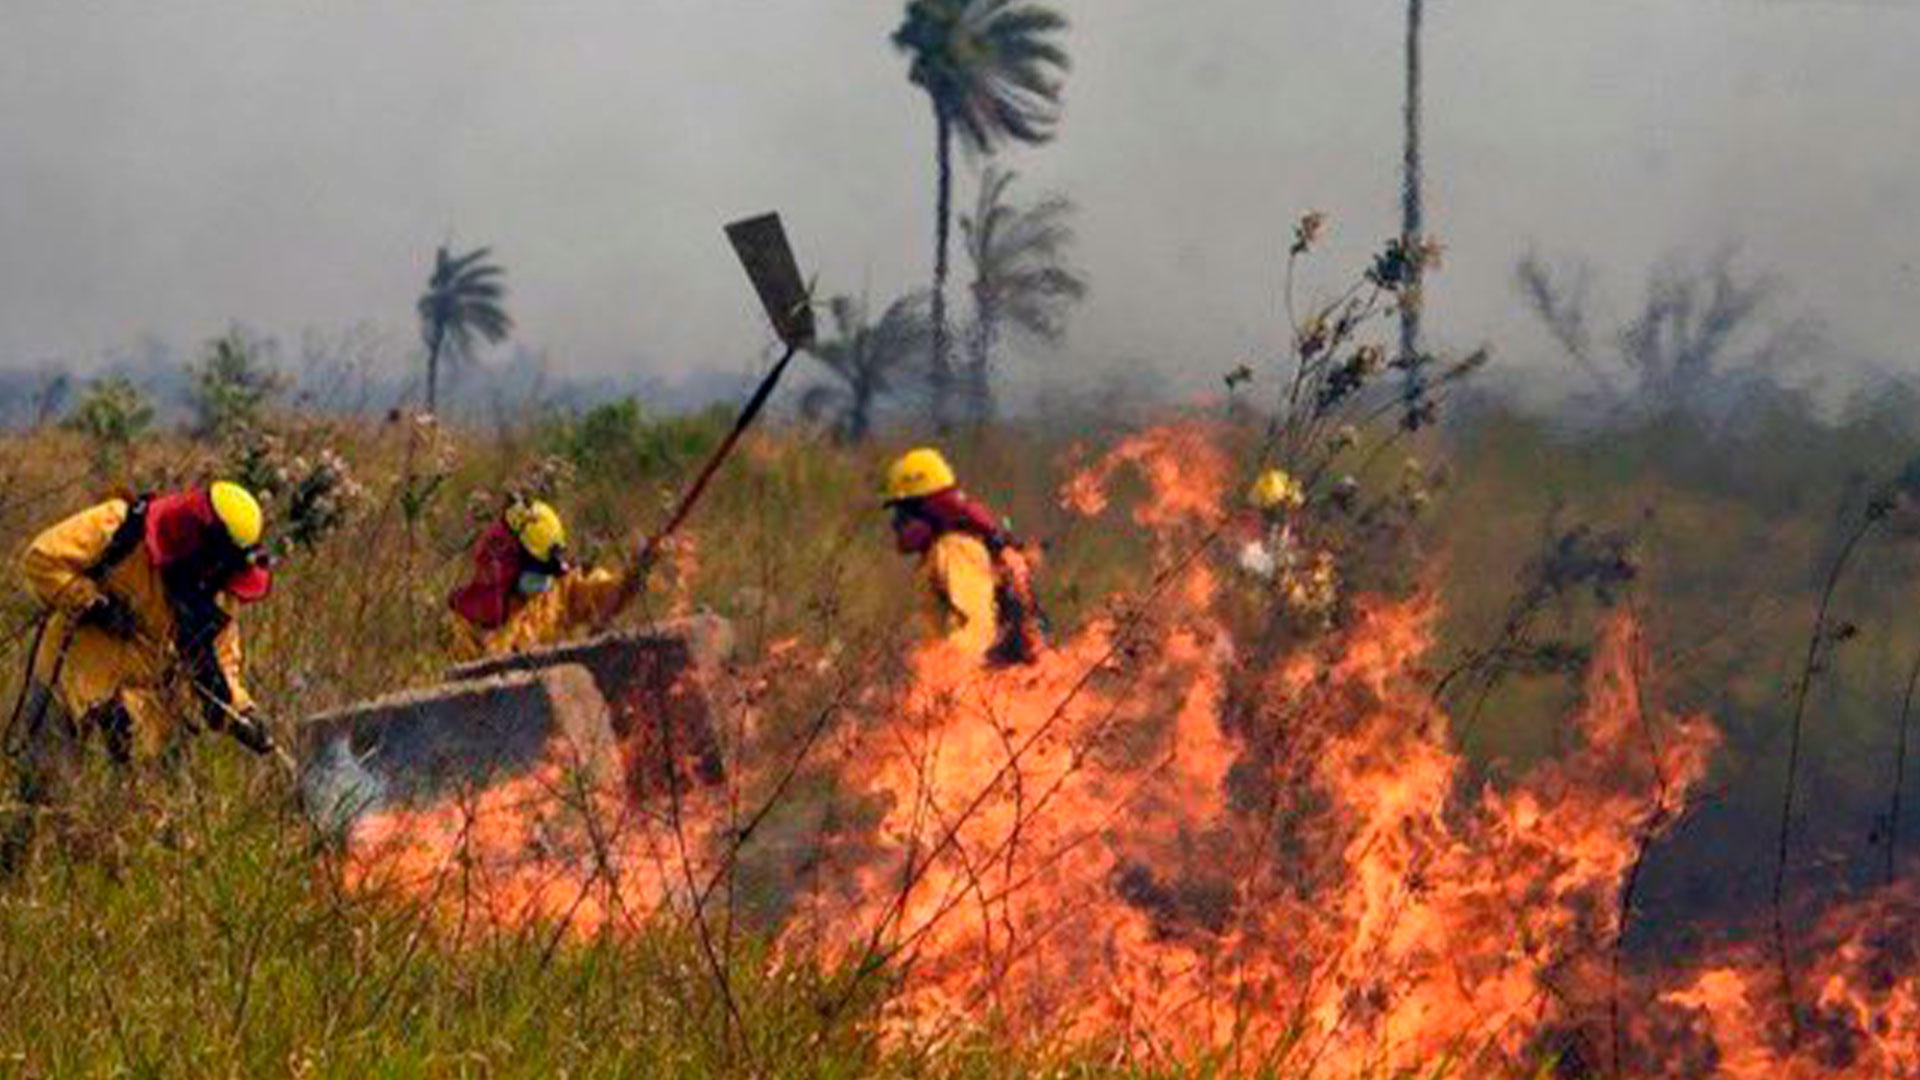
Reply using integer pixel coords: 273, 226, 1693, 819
2, 0, 1915, 399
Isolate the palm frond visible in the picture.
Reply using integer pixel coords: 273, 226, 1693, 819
799, 290, 932, 440
962, 168, 1085, 359
894, 0, 1069, 153
463, 305, 514, 344
417, 242, 514, 400
443, 246, 495, 278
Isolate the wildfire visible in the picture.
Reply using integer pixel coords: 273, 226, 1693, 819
343, 754, 720, 943
794, 424, 1721, 1073
1653, 881, 1920, 1078
335, 422, 1919, 1076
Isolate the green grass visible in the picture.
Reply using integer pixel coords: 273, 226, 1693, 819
0, 751, 885, 1078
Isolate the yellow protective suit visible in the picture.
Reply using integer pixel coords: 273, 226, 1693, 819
19, 499, 253, 759
922, 532, 1000, 657
447, 566, 633, 661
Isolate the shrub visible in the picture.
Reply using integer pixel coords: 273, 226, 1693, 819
188, 330, 286, 439
61, 374, 154, 454
542, 397, 730, 483
224, 428, 368, 555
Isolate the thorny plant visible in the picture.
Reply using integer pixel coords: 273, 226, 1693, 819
1768, 473, 1899, 1048
1263, 211, 1480, 481
394, 413, 459, 534
1224, 214, 1487, 639
1436, 512, 1643, 739
225, 426, 369, 557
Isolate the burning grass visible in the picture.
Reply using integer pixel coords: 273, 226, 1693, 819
4, 413, 1920, 1076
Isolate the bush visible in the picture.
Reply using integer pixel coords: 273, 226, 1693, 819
542, 397, 731, 483
188, 330, 286, 439
223, 427, 369, 555
61, 374, 154, 454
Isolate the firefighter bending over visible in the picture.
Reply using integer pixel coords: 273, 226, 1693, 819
5, 482, 278, 869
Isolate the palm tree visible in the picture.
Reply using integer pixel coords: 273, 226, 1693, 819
892, 0, 1070, 430
960, 166, 1086, 424
416, 244, 512, 414
801, 292, 933, 444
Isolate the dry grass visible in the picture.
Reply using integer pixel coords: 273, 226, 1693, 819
1, 399, 1914, 1077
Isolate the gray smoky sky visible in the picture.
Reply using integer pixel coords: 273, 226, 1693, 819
1, 0, 1916, 394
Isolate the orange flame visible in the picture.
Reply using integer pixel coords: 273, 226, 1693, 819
796, 423, 1730, 1073
1651, 881, 1920, 1078
338, 422, 1918, 1075
343, 753, 720, 944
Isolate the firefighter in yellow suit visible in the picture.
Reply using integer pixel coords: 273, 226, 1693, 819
923, 534, 1000, 657
446, 499, 638, 661
884, 448, 1042, 662
6, 482, 277, 871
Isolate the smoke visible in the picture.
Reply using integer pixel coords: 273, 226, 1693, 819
1, 0, 1915, 398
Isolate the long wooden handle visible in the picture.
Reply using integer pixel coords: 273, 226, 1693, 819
635, 341, 802, 574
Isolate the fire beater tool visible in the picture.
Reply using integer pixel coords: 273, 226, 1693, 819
630, 213, 814, 580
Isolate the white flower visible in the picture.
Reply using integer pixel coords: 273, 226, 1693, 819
1237, 540, 1278, 581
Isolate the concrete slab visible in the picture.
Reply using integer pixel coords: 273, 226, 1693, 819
296, 662, 615, 832
443, 614, 734, 802
295, 616, 736, 830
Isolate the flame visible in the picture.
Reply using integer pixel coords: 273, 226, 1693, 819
1650, 881, 1920, 1078
337, 421, 1920, 1075
343, 751, 720, 943
1056, 424, 1229, 534
795, 422, 1728, 1073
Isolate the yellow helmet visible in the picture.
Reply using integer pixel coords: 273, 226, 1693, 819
884, 447, 957, 503
209, 481, 265, 547
1248, 468, 1305, 512
505, 499, 567, 562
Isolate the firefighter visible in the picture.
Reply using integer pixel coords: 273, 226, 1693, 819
446, 498, 637, 660
884, 448, 1043, 665
1236, 467, 1337, 621
5, 482, 278, 870
1235, 467, 1306, 580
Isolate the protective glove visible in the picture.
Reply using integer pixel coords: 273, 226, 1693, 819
77, 593, 141, 639
226, 708, 278, 757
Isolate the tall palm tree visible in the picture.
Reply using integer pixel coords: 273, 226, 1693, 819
892, 0, 1070, 431
1399, 0, 1426, 374
416, 244, 512, 413
801, 292, 933, 444
961, 166, 1086, 424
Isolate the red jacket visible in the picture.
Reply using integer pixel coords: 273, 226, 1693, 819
894, 488, 1006, 555
448, 521, 527, 630
145, 488, 273, 602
